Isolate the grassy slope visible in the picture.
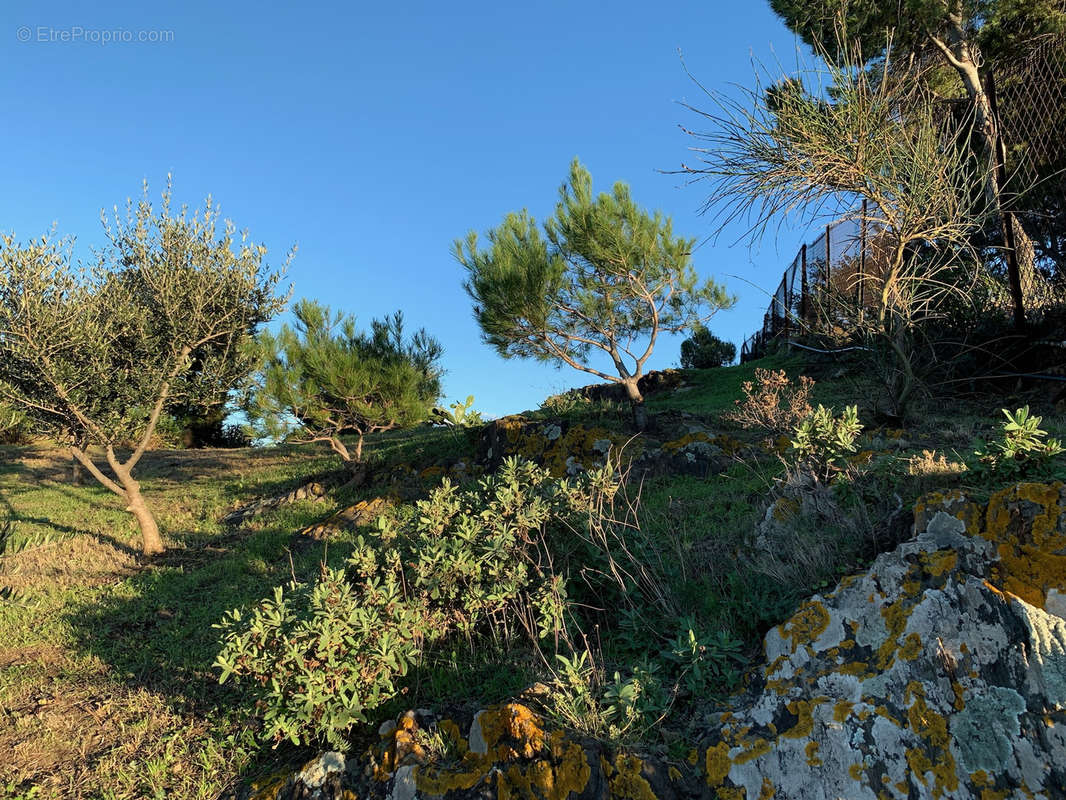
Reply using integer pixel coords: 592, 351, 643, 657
1, 353, 1062, 799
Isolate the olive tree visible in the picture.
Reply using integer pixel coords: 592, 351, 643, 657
244, 299, 443, 470
455, 159, 734, 430
0, 182, 289, 554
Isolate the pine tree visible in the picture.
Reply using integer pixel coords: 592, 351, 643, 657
245, 300, 443, 469
455, 159, 733, 430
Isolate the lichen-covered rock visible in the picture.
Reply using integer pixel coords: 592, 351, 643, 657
476, 416, 627, 477
700, 481, 1066, 799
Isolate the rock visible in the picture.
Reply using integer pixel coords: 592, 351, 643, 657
222, 471, 348, 526
568, 369, 686, 404
299, 497, 392, 539
475, 416, 628, 477
699, 480, 1066, 799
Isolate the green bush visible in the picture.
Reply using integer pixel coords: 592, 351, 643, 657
790, 404, 863, 482
680, 325, 736, 369
215, 457, 616, 748
973, 406, 1064, 480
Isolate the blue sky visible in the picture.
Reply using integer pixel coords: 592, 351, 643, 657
3, 1, 811, 418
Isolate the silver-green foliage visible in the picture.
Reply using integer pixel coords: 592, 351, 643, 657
215, 457, 613, 749
974, 406, 1064, 479
790, 404, 863, 481
0, 179, 288, 554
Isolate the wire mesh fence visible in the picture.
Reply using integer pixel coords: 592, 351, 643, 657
741, 34, 1066, 363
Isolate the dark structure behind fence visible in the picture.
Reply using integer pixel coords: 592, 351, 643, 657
740, 35, 1066, 363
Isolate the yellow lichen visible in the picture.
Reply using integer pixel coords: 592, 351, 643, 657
980, 482, 1065, 610
732, 737, 771, 764
904, 682, 958, 798
607, 754, 657, 800
919, 550, 958, 578
777, 600, 831, 653
781, 698, 827, 739
705, 741, 732, 787
805, 740, 822, 767
899, 633, 923, 662
849, 763, 865, 780
833, 700, 854, 722
758, 777, 776, 799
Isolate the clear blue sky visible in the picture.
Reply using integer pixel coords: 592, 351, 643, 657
3, 1, 812, 418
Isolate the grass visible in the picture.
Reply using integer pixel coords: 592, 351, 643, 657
1, 352, 1062, 797
0, 427, 471, 799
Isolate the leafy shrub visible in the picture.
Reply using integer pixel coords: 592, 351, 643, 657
539, 390, 593, 417
547, 619, 743, 745
724, 368, 814, 433
216, 457, 617, 748
789, 405, 863, 482
680, 325, 736, 369
973, 406, 1064, 480
430, 394, 484, 429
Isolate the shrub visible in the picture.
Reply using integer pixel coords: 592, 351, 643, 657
789, 405, 863, 483
973, 406, 1064, 480
216, 457, 618, 748
724, 368, 814, 433
680, 326, 736, 369
429, 395, 484, 429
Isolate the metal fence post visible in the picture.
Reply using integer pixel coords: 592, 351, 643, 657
824, 225, 832, 322
800, 244, 808, 324
858, 199, 867, 323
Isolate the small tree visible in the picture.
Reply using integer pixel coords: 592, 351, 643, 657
679, 41, 995, 417
680, 325, 736, 368
455, 159, 734, 430
0, 182, 288, 555
245, 299, 443, 469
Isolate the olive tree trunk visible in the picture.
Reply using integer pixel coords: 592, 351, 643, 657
70, 445, 165, 556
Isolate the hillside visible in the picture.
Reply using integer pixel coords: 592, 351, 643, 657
0, 350, 1063, 799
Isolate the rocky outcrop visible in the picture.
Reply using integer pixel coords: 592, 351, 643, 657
475, 416, 628, 477
248, 482, 1066, 799
222, 471, 353, 526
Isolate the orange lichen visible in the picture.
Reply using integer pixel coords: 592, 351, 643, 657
980, 482, 1065, 610
607, 754, 657, 800
493, 735, 590, 800
476, 703, 546, 760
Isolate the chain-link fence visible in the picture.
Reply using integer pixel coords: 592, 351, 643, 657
741, 35, 1066, 363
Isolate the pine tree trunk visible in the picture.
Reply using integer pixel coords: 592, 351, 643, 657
623, 380, 648, 431
939, 16, 1043, 310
